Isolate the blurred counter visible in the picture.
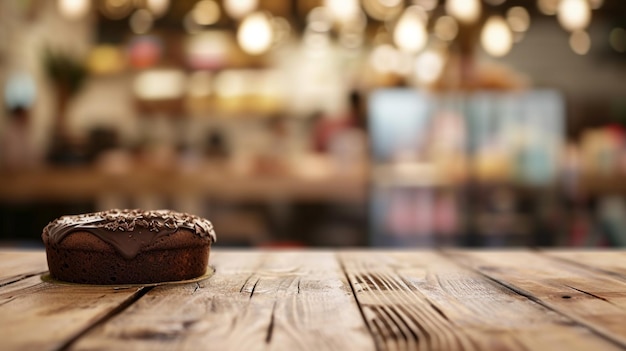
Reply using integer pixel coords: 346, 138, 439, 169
0, 160, 367, 204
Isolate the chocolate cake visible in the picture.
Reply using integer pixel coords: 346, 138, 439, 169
42, 209, 216, 285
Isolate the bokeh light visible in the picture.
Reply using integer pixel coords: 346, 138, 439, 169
146, 0, 170, 18
507, 6, 530, 33
99, 0, 133, 20
414, 50, 445, 84
362, 0, 403, 21
224, 0, 258, 20
192, 0, 221, 26
324, 0, 360, 23
481, 16, 513, 57
537, 0, 559, 16
307, 7, 333, 33
57, 0, 90, 20
238, 12, 273, 55
569, 29, 591, 55
609, 27, 626, 53
445, 0, 481, 24
393, 6, 428, 54
130, 9, 154, 34
133, 69, 186, 100
557, 0, 591, 31
434, 15, 458, 42
413, 0, 438, 12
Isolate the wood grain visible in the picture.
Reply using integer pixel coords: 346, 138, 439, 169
70, 250, 375, 351
0, 250, 49, 284
446, 250, 626, 348
0, 274, 144, 351
2, 250, 626, 351
540, 250, 626, 281
340, 251, 623, 351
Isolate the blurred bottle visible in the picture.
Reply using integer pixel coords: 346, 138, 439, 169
0, 106, 41, 171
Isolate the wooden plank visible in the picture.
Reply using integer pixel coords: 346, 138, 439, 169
540, 250, 626, 281
69, 251, 267, 351
0, 250, 49, 280
446, 250, 626, 348
340, 251, 623, 351
71, 250, 375, 351
0, 272, 144, 351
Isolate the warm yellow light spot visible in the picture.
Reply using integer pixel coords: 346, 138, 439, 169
57, 0, 90, 20
134, 69, 187, 100
237, 12, 273, 55
557, 0, 591, 31
434, 15, 458, 41
481, 16, 513, 57
537, 0, 559, 16
100, 0, 132, 20
224, 0, 258, 19
393, 6, 428, 54
414, 50, 445, 84
146, 0, 169, 17
569, 30, 591, 55
445, 0, 481, 24
192, 0, 220, 26
130, 9, 154, 34
506, 6, 530, 33
324, 0, 360, 23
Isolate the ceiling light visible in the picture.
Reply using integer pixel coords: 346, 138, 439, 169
434, 15, 458, 41
413, 0, 438, 11
57, 0, 90, 20
393, 6, 428, 53
307, 7, 333, 32
363, 0, 402, 21
481, 16, 513, 57
506, 6, 530, 32
192, 0, 220, 26
445, 0, 481, 24
569, 30, 590, 55
134, 69, 186, 100
224, 0, 258, 20
324, 0, 360, 23
537, 0, 559, 15
414, 50, 445, 84
130, 9, 154, 34
237, 12, 273, 55
146, 0, 169, 18
99, 0, 133, 20
557, 0, 591, 31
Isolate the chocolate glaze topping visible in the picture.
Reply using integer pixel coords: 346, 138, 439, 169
43, 209, 216, 259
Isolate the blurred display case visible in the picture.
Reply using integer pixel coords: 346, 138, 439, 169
368, 88, 566, 247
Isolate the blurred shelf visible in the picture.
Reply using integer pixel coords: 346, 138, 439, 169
581, 175, 626, 196
0, 162, 367, 203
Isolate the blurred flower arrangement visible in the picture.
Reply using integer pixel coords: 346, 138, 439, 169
42, 48, 88, 133
42, 49, 89, 164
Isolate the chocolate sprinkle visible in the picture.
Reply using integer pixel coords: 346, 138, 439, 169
43, 209, 216, 259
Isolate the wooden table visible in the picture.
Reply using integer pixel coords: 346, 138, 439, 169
1, 249, 626, 351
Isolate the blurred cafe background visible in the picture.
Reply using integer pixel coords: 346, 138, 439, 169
1, 0, 625, 248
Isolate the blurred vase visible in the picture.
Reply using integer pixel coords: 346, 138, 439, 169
42, 49, 89, 165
